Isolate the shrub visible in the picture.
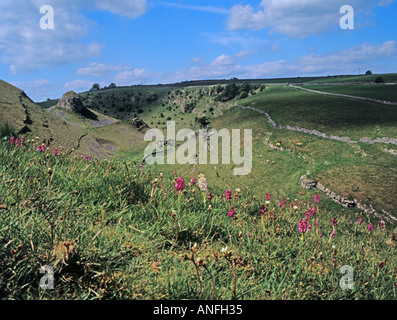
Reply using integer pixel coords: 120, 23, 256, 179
375, 77, 384, 84
0, 122, 17, 139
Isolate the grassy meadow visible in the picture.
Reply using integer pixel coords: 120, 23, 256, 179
1, 76, 397, 300
0, 139, 396, 300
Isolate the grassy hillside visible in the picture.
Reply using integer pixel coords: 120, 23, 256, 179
1, 74, 397, 300
231, 86, 397, 215
1, 80, 148, 160
0, 80, 86, 152
304, 73, 397, 84
1, 140, 396, 300
300, 84, 397, 103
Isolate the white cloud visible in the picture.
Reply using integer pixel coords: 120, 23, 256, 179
159, 2, 229, 14
11, 78, 56, 102
295, 41, 397, 74
166, 41, 397, 82
114, 68, 154, 85
64, 79, 93, 92
76, 63, 125, 78
96, 0, 148, 19
76, 62, 157, 86
234, 49, 257, 60
0, 0, 148, 73
210, 54, 235, 67
227, 0, 394, 38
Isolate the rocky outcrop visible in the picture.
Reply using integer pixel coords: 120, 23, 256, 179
58, 91, 87, 113
131, 117, 150, 131
299, 175, 318, 190
299, 175, 397, 224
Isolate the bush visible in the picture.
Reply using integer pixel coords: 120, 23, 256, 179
375, 77, 384, 84
0, 122, 17, 139
239, 91, 249, 99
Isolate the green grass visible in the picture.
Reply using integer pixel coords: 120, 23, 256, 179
1, 140, 396, 300
239, 85, 397, 141
303, 73, 397, 84
300, 84, 397, 103
2, 77, 397, 300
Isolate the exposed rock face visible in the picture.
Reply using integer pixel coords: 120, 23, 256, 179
299, 175, 318, 190
299, 175, 396, 224
58, 91, 87, 113
131, 117, 150, 131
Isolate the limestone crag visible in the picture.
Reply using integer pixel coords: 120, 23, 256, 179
58, 91, 87, 113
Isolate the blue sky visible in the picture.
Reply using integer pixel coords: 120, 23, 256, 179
0, 0, 396, 102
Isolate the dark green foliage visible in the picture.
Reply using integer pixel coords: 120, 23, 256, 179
0, 122, 17, 139
375, 76, 384, 84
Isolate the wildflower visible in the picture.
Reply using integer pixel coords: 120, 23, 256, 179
378, 261, 384, 269
260, 203, 265, 214
220, 246, 228, 253
357, 217, 363, 225
367, 223, 374, 233
52, 149, 58, 156
225, 189, 232, 200
235, 188, 241, 194
293, 205, 298, 211
330, 230, 336, 238
265, 192, 271, 201
318, 229, 322, 237
314, 193, 319, 204
265, 200, 270, 205
9, 136, 15, 144
189, 177, 196, 186
20, 136, 25, 146
197, 174, 207, 192
228, 206, 236, 219
278, 198, 286, 208
174, 177, 186, 192
305, 208, 316, 218
298, 218, 310, 234
315, 218, 319, 228
246, 232, 250, 239
378, 218, 385, 230
36, 144, 45, 152
307, 200, 311, 208
331, 217, 338, 227
207, 192, 213, 202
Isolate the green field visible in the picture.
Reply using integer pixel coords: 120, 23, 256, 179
1, 75, 397, 300
299, 84, 397, 103
1, 140, 396, 300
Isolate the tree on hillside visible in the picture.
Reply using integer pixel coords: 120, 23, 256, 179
375, 76, 384, 84
91, 83, 101, 91
214, 83, 239, 102
365, 70, 372, 75
241, 81, 251, 94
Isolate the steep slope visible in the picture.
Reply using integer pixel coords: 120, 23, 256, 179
0, 79, 86, 151
0, 80, 148, 159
